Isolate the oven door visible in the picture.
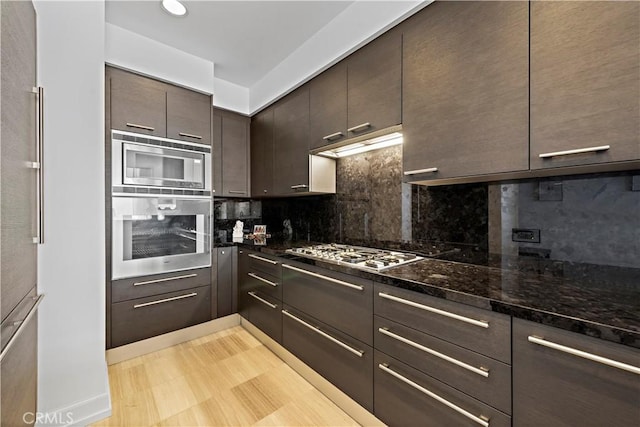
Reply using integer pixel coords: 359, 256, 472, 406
122, 142, 206, 189
112, 196, 211, 279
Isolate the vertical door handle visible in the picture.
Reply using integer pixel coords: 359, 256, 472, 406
31, 86, 45, 244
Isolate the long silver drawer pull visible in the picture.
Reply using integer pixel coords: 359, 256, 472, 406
290, 184, 309, 189
528, 336, 640, 375
178, 132, 203, 139
322, 131, 344, 141
133, 292, 197, 308
126, 122, 155, 131
228, 190, 246, 194
282, 310, 364, 357
248, 291, 278, 309
538, 145, 610, 159
379, 327, 489, 378
378, 293, 489, 328
0, 295, 44, 362
248, 253, 278, 265
133, 273, 198, 287
248, 272, 278, 287
347, 122, 371, 133
404, 167, 438, 176
379, 363, 489, 427
283, 264, 364, 291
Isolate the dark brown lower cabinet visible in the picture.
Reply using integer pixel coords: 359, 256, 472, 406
215, 247, 237, 318
111, 285, 211, 347
246, 290, 282, 343
512, 318, 640, 427
282, 305, 373, 412
237, 249, 250, 319
374, 351, 511, 427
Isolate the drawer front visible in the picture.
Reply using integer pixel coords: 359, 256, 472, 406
112, 268, 211, 303
375, 283, 511, 363
244, 270, 281, 300
247, 291, 282, 343
282, 305, 373, 411
375, 351, 511, 427
111, 285, 211, 347
282, 263, 373, 345
374, 316, 511, 414
247, 252, 282, 278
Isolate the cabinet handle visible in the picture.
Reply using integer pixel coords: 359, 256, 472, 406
290, 184, 309, 190
378, 363, 490, 427
347, 122, 371, 133
404, 167, 438, 176
282, 310, 364, 357
283, 264, 364, 291
248, 272, 278, 287
228, 190, 246, 194
322, 131, 344, 141
248, 291, 277, 309
178, 132, 203, 140
378, 327, 489, 378
133, 292, 197, 308
378, 292, 489, 328
528, 335, 640, 375
538, 145, 610, 159
0, 295, 44, 362
30, 87, 45, 244
133, 273, 198, 287
248, 253, 278, 265
126, 122, 155, 131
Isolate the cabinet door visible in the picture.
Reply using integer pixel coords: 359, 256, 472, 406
403, 1, 529, 180
250, 108, 274, 196
213, 109, 250, 198
216, 247, 237, 317
513, 319, 640, 427
530, 1, 640, 169
109, 67, 166, 137
237, 249, 250, 318
347, 29, 401, 138
166, 86, 212, 145
309, 62, 347, 149
247, 291, 282, 343
1, 0, 38, 323
273, 88, 310, 195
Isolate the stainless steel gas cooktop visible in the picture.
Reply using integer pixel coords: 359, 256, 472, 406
286, 244, 424, 271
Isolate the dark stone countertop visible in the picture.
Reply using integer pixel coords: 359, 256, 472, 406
229, 240, 640, 349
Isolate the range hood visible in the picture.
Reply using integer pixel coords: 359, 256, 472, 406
312, 125, 403, 158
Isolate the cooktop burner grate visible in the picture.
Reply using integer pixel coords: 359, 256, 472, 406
286, 244, 424, 271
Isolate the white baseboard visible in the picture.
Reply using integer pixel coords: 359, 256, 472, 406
36, 362, 112, 427
241, 317, 385, 427
106, 314, 241, 365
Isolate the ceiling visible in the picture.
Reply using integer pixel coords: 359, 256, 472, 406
105, 1, 356, 88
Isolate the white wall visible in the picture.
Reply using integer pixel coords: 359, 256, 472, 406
249, 0, 430, 113
105, 23, 215, 95
213, 77, 250, 114
34, 1, 110, 425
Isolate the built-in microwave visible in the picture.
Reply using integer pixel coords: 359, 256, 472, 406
112, 130, 211, 194
112, 196, 211, 279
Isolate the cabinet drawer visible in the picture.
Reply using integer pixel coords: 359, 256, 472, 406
111, 268, 211, 303
282, 305, 373, 411
513, 318, 640, 427
374, 316, 511, 414
244, 270, 281, 301
247, 252, 282, 278
282, 263, 373, 345
375, 283, 511, 363
111, 285, 211, 347
247, 290, 282, 343
374, 351, 510, 427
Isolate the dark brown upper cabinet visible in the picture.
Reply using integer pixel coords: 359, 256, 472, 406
166, 86, 212, 145
212, 108, 250, 198
273, 87, 311, 195
109, 67, 166, 138
250, 107, 275, 196
402, 1, 529, 182
530, 1, 640, 170
347, 28, 402, 139
309, 62, 348, 150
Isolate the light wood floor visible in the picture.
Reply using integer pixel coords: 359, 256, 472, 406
92, 326, 360, 426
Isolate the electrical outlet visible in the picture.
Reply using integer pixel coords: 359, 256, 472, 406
539, 180, 563, 201
512, 228, 541, 243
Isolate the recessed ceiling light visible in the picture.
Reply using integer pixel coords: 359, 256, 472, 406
161, 0, 187, 17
